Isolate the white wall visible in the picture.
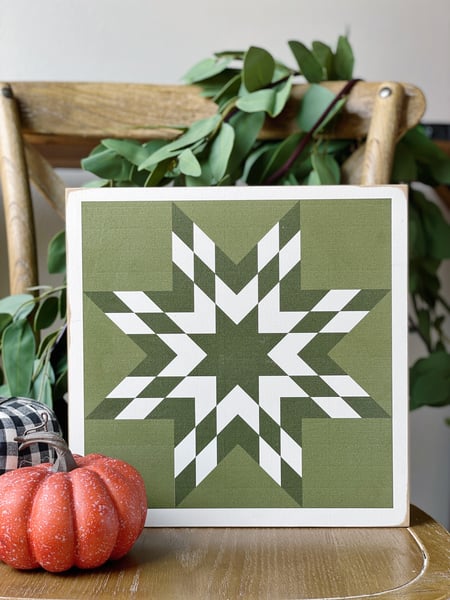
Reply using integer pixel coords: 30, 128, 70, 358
1, 0, 450, 122
1, 0, 449, 528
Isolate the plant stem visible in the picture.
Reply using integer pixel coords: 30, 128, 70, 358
264, 78, 361, 184
15, 430, 77, 472
410, 295, 433, 353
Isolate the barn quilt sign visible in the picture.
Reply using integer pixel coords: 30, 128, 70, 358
67, 185, 408, 526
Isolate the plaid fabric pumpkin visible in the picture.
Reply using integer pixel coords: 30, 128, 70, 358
0, 397, 63, 474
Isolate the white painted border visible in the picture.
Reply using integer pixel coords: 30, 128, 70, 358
66, 190, 85, 456
66, 185, 409, 527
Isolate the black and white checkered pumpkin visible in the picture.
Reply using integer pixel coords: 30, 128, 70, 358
0, 397, 63, 474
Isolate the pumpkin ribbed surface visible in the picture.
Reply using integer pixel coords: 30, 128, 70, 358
0, 453, 147, 572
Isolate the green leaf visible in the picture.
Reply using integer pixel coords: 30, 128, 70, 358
129, 165, 151, 187
273, 61, 293, 79
142, 139, 173, 154
102, 139, 153, 167
0, 294, 34, 319
392, 141, 418, 183
321, 97, 347, 130
50, 333, 67, 382
81, 145, 133, 180
401, 126, 450, 185
410, 351, 450, 409
425, 210, 450, 260
408, 204, 427, 259
243, 46, 275, 92
408, 268, 419, 295
430, 158, 450, 184
0, 313, 12, 337
59, 287, 67, 319
292, 155, 314, 181
2, 319, 35, 396
260, 133, 302, 182
193, 69, 240, 99
306, 170, 321, 185
242, 143, 276, 184
183, 57, 233, 83
411, 257, 441, 307
297, 85, 344, 132
402, 126, 449, 163
37, 330, 58, 358
214, 50, 245, 59
212, 73, 242, 107
144, 157, 173, 187
32, 358, 55, 408
83, 178, 110, 188
54, 368, 68, 402
284, 172, 300, 185
0, 383, 10, 397
411, 190, 450, 259
47, 230, 66, 274
311, 152, 341, 184
237, 89, 275, 114
272, 76, 293, 117
34, 296, 59, 331
311, 41, 333, 79
209, 122, 235, 182
333, 35, 354, 80
319, 139, 351, 154
139, 115, 220, 170
227, 111, 265, 176
236, 77, 292, 118
288, 41, 323, 83
178, 149, 202, 177
185, 158, 215, 186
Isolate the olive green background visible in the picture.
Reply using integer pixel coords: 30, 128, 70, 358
79, 195, 393, 509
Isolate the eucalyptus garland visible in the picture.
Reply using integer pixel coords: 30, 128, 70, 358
0, 36, 449, 418
81, 37, 357, 188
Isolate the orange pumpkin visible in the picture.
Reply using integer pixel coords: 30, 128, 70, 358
0, 426, 147, 572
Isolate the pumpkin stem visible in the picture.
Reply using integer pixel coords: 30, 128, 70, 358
15, 430, 78, 473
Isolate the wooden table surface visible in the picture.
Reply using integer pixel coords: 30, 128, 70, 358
0, 506, 448, 600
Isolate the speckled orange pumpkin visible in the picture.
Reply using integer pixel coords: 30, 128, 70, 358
0, 429, 147, 572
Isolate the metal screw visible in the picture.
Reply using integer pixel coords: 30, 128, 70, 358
379, 86, 392, 98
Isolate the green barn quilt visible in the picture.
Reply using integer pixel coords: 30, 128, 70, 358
67, 185, 409, 526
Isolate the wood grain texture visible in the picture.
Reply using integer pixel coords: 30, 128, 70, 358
361, 82, 405, 185
0, 84, 38, 294
0, 506, 447, 600
9, 80, 425, 142
13, 82, 217, 139
24, 141, 65, 219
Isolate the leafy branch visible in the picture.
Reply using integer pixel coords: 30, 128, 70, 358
81, 36, 356, 189
0, 231, 67, 408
